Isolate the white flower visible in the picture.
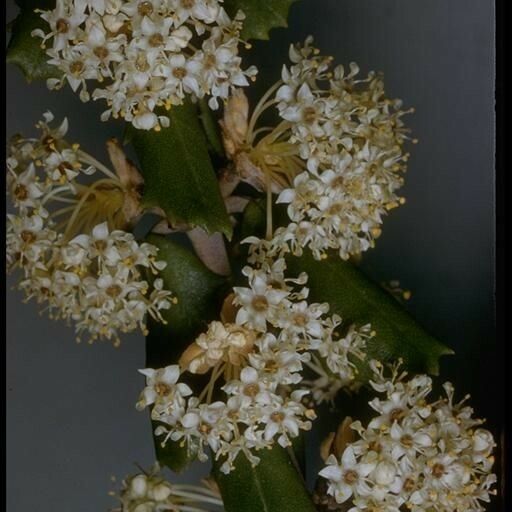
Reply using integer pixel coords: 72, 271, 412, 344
319, 448, 376, 504
223, 366, 274, 407
6, 163, 46, 211
34, 0, 87, 51
318, 362, 497, 511
248, 333, 308, 386
6, 114, 174, 345
34, 0, 257, 129
234, 268, 290, 332
136, 249, 370, 474
235, 37, 413, 261
6, 212, 55, 268
261, 391, 314, 448
137, 365, 192, 419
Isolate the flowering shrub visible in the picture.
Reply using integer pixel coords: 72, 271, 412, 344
6, 2, 497, 512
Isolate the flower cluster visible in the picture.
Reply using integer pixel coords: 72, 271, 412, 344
137, 250, 372, 474
34, 0, 257, 130
227, 37, 414, 260
319, 361, 497, 511
241, 242, 372, 390
275, 38, 414, 260
112, 463, 224, 511
6, 113, 173, 344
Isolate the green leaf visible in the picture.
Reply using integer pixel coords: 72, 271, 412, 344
152, 419, 199, 474
6, 1, 61, 82
127, 102, 232, 239
237, 199, 452, 376
286, 252, 454, 378
237, 197, 266, 240
146, 235, 227, 345
145, 235, 227, 472
224, 0, 299, 41
213, 446, 316, 512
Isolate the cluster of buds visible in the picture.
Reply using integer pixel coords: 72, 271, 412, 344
112, 463, 224, 511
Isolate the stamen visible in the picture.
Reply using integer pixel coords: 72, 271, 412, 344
76, 150, 119, 180
246, 80, 283, 143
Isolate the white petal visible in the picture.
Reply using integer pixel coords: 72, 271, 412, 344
92, 222, 109, 240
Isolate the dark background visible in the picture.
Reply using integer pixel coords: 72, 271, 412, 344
6, 0, 499, 510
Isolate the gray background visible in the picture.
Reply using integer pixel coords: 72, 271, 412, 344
6, 1, 498, 510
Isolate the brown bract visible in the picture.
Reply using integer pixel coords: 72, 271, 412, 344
320, 416, 356, 463
106, 138, 144, 227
